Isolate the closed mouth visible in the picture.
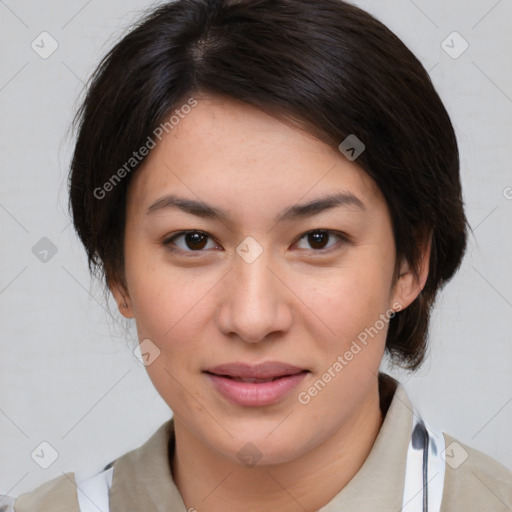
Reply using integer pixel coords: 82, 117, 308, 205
205, 372, 306, 383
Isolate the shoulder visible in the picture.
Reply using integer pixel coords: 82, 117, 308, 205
441, 432, 512, 511
10, 472, 80, 512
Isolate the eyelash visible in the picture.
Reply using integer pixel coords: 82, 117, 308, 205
162, 229, 350, 256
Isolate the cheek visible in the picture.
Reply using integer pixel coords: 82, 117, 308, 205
292, 262, 393, 421
296, 253, 395, 343
124, 257, 213, 411
124, 245, 218, 363
128, 270, 206, 343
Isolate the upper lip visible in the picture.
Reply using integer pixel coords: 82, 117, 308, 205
205, 361, 307, 379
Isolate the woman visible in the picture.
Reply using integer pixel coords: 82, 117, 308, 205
5, 0, 511, 510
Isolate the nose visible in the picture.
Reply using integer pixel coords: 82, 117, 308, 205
216, 247, 293, 344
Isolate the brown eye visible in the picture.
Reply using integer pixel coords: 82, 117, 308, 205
163, 231, 218, 253
295, 230, 348, 252
183, 232, 208, 250
307, 231, 330, 250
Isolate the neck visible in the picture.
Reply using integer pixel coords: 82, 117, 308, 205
171, 380, 383, 512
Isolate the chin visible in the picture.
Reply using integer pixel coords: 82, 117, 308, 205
206, 421, 315, 468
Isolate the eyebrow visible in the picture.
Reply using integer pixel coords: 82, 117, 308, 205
146, 191, 366, 223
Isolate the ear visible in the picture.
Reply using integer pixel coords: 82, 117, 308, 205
391, 232, 432, 311
109, 279, 135, 319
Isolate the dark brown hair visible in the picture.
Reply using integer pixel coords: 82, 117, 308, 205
69, 0, 468, 370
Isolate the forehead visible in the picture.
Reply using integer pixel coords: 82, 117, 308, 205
126, 94, 386, 224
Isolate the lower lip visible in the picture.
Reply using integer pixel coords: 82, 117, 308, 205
206, 371, 308, 407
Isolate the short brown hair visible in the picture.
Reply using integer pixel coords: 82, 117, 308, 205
69, 0, 468, 371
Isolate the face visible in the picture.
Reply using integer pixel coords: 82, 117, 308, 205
113, 94, 422, 466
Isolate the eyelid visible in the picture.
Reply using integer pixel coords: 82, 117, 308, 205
292, 230, 350, 254
162, 230, 221, 255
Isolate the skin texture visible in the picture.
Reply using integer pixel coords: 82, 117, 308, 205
111, 94, 430, 512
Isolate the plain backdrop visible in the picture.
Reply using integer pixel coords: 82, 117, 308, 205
1, 0, 511, 498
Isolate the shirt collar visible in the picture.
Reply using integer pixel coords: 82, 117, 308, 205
319, 372, 413, 510
109, 372, 413, 512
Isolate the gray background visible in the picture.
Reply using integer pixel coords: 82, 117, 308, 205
1, 0, 511, 498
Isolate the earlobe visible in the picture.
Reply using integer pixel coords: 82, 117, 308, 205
109, 281, 135, 319
392, 262, 423, 311
392, 233, 432, 310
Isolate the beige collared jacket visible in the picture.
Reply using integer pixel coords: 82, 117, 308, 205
2, 374, 511, 511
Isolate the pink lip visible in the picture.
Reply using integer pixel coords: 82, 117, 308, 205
204, 361, 309, 407
205, 361, 306, 379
